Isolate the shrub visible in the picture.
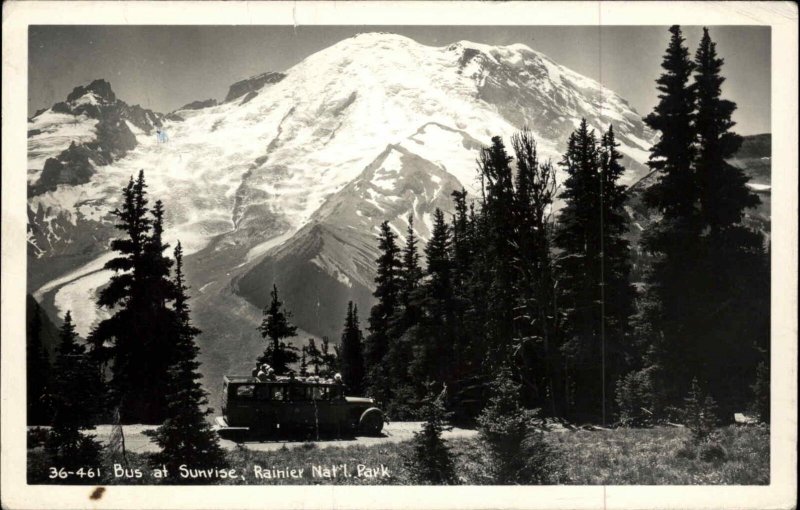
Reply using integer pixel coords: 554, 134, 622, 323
674, 443, 697, 460
698, 439, 727, 463
682, 378, 719, 442
476, 368, 562, 484
615, 368, 656, 426
27, 427, 50, 449
403, 382, 457, 485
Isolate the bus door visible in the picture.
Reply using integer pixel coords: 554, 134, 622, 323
227, 383, 257, 426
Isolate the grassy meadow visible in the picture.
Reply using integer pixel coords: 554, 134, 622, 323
28, 425, 769, 485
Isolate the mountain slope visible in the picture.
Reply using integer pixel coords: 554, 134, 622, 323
27, 33, 658, 400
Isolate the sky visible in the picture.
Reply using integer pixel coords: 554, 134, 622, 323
29, 25, 771, 134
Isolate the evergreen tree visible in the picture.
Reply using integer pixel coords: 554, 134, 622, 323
137, 199, 179, 422
398, 216, 423, 313
318, 336, 338, 377
385, 217, 423, 404
554, 119, 604, 421
693, 28, 759, 231
27, 300, 52, 425
450, 189, 473, 291
147, 243, 226, 480
476, 368, 557, 484
692, 27, 769, 417
448, 189, 486, 416
305, 338, 322, 375
412, 209, 456, 386
682, 377, 718, 442
257, 284, 299, 374
509, 129, 561, 415
46, 312, 102, 471
403, 382, 457, 484
91, 171, 177, 423
477, 137, 519, 366
643, 25, 697, 219
91, 173, 150, 421
364, 221, 402, 405
299, 347, 309, 377
598, 125, 638, 421
638, 26, 769, 419
339, 302, 365, 393
638, 25, 703, 413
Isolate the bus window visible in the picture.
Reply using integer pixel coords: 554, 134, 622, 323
235, 384, 255, 399
313, 386, 331, 401
270, 385, 286, 401
254, 385, 271, 400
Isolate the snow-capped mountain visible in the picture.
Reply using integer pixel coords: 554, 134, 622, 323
27, 33, 657, 395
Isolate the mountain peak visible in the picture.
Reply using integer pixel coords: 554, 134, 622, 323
224, 72, 285, 103
66, 79, 116, 104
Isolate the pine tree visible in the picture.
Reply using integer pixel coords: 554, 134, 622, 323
364, 221, 402, 405
554, 119, 604, 421
257, 284, 299, 374
691, 27, 769, 418
137, 198, 179, 423
477, 137, 518, 366
318, 336, 338, 377
91, 170, 177, 423
412, 209, 456, 386
339, 301, 365, 394
448, 189, 485, 416
27, 300, 52, 425
299, 347, 309, 377
147, 243, 226, 480
682, 377, 718, 442
598, 125, 638, 422
638, 25, 704, 414
398, 216, 423, 314
639, 26, 769, 419
476, 368, 556, 484
305, 338, 322, 375
694, 28, 759, 231
509, 129, 561, 415
403, 382, 457, 484
46, 312, 102, 471
643, 25, 697, 219
385, 216, 422, 404
91, 173, 150, 420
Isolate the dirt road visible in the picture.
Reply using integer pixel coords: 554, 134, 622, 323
71, 422, 478, 454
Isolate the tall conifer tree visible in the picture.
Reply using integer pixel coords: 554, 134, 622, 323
147, 243, 226, 478
339, 301, 365, 394
691, 27, 769, 417
510, 130, 561, 414
638, 25, 703, 412
364, 221, 402, 405
477, 137, 518, 366
411, 208, 456, 387
92, 170, 177, 423
555, 119, 605, 420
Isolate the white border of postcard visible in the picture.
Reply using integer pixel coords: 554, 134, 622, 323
2, 1, 797, 509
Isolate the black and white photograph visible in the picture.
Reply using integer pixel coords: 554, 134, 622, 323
2, 1, 797, 509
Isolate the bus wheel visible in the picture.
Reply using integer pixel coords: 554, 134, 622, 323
358, 409, 384, 436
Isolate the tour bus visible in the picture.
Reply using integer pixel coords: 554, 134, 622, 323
215, 375, 384, 439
